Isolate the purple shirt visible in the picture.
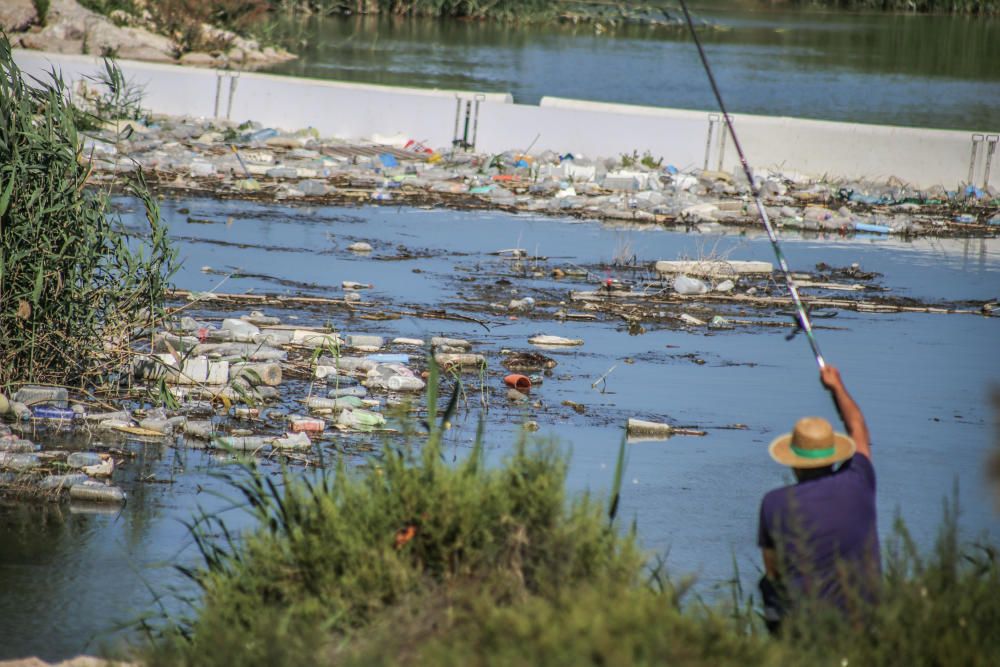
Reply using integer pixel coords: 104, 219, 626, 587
758, 453, 881, 609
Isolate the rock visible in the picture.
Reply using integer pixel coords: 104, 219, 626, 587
8, 0, 294, 67
180, 52, 219, 66
0, 0, 37, 32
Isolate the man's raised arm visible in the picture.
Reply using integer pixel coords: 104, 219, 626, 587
820, 366, 871, 460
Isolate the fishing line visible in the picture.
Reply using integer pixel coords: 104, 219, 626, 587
677, 0, 826, 369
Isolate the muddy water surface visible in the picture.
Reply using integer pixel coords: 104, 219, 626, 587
1, 197, 997, 661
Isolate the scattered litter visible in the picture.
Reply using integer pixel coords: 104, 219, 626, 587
626, 418, 706, 439
529, 335, 583, 347
503, 374, 531, 390
673, 275, 711, 295
680, 314, 706, 326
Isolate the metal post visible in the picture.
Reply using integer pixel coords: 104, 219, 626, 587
704, 113, 719, 170
214, 73, 223, 118
226, 73, 240, 121
717, 116, 729, 172
471, 94, 485, 152
452, 96, 462, 147
462, 101, 472, 150
969, 134, 984, 186
983, 135, 998, 190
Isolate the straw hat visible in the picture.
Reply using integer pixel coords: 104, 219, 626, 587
769, 417, 855, 468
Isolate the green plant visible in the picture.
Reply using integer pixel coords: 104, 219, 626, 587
0, 37, 176, 390
146, 358, 647, 665
74, 57, 147, 123
619, 149, 639, 168
137, 361, 1000, 666
620, 149, 662, 170
640, 150, 663, 170
32, 0, 50, 27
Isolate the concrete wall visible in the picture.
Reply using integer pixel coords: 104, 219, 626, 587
12, 50, 998, 190
12, 51, 510, 146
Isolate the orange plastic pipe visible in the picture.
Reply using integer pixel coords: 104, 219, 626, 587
503, 374, 531, 390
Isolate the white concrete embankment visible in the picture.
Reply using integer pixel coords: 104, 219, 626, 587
12, 49, 999, 190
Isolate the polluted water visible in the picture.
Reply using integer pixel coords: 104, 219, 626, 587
0, 193, 997, 661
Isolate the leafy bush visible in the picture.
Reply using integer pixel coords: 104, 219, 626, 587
0, 37, 176, 389
147, 365, 647, 665
146, 384, 1000, 667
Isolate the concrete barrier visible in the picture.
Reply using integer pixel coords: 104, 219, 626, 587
12, 50, 999, 190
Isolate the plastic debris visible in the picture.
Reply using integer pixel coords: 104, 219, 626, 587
528, 335, 583, 347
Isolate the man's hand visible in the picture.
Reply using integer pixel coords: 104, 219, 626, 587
820, 365, 843, 392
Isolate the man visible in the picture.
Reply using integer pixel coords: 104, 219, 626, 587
758, 365, 880, 631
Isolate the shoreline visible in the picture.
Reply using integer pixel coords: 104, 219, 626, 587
83, 111, 999, 241
0, 0, 295, 70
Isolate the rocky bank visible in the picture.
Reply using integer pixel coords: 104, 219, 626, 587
0, 0, 293, 68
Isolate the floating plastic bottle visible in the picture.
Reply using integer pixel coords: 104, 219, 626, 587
69, 481, 126, 504
306, 396, 363, 412
0, 438, 36, 453
289, 416, 326, 433
337, 409, 386, 429
0, 453, 41, 470
366, 353, 409, 364
346, 335, 384, 349
327, 386, 367, 399
184, 421, 215, 440
39, 473, 89, 491
67, 452, 103, 469
434, 353, 486, 367
273, 432, 311, 451
431, 336, 472, 349
215, 435, 273, 451
32, 406, 78, 421
387, 376, 425, 392
230, 362, 282, 386
15, 386, 69, 408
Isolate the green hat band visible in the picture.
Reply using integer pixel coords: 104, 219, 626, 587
791, 445, 836, 459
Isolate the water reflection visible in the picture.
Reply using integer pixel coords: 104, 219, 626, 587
265, 9, 1000, 130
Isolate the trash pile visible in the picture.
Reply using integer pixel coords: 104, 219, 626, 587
0, 306, 594, 503
0, 387, 127, 505
84, 116, 1000, 238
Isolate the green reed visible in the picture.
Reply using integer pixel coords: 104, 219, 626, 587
0, 36, 176, 390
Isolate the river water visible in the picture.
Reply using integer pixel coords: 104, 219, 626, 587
1, 197, 997, 660
264, 4, 1000, 131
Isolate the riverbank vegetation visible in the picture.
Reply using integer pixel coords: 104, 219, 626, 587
0, 37, 175, 389
785, 0, 997, 14
71, 0, 1000, 56
143, 370, 1000, 666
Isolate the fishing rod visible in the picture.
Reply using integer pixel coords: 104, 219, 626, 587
677, 0, 826, 370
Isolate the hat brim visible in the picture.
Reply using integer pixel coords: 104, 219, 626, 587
768, 431, 855, 468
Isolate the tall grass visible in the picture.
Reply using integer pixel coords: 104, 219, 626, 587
0, 36, 176, 390
147, 360, 646, 665
144, 364, 1000, 666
